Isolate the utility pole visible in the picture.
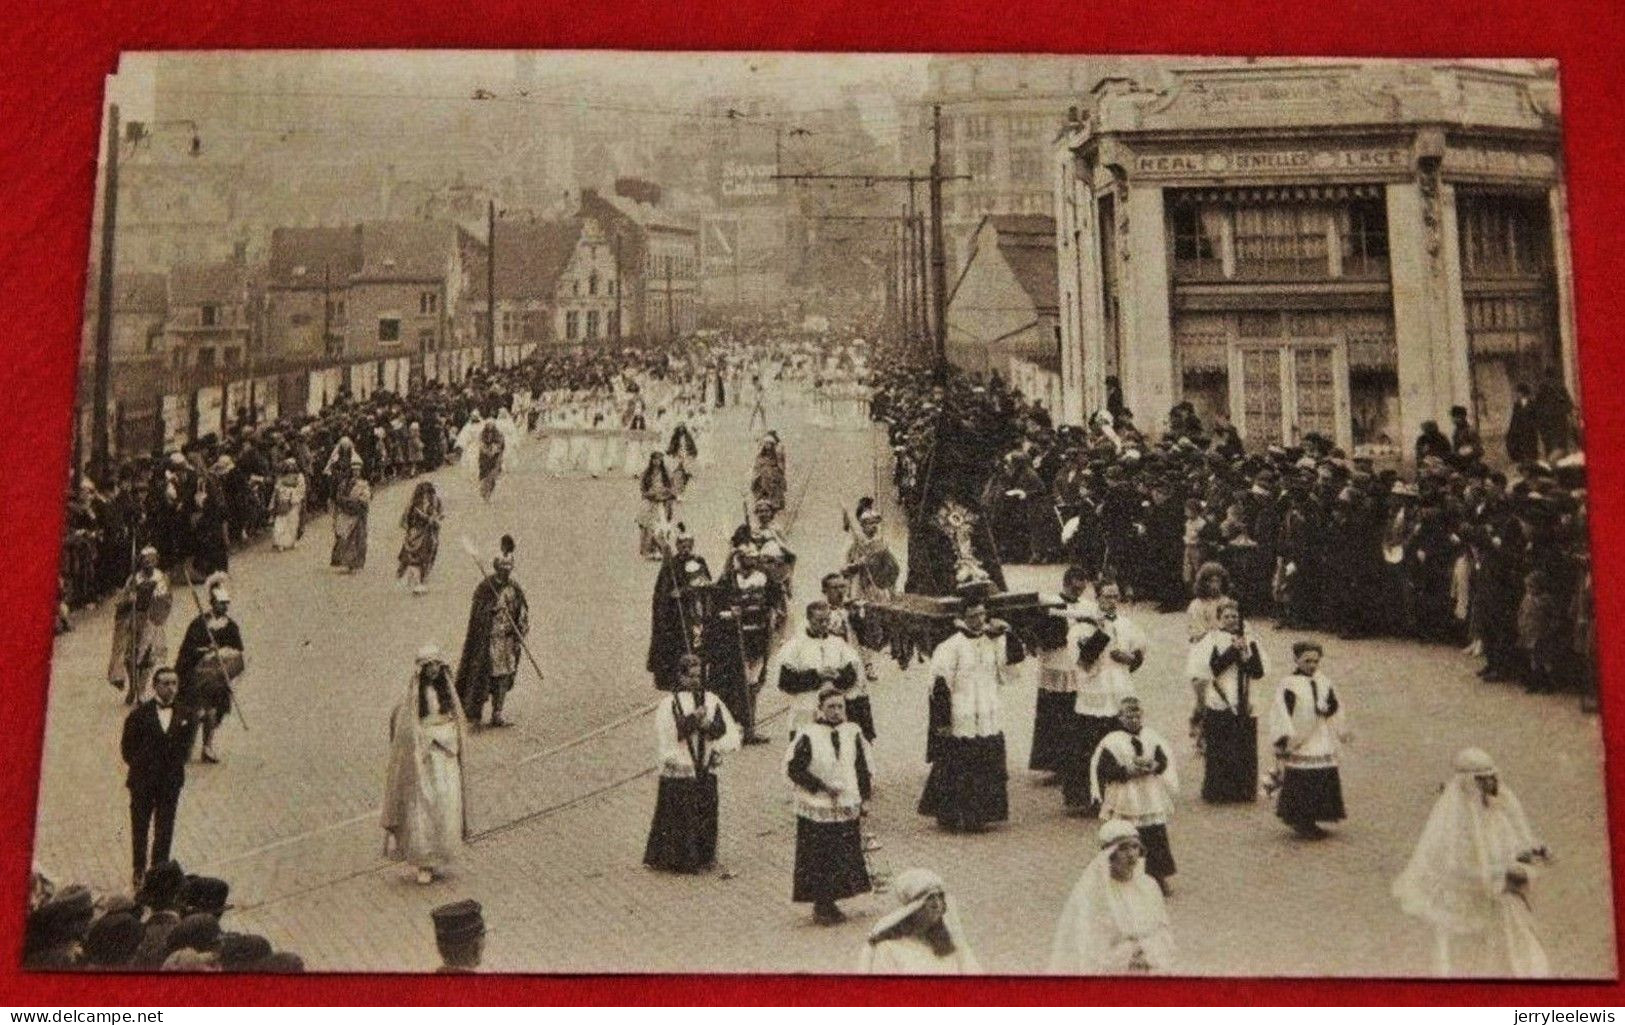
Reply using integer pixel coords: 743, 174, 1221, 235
90, 103, 120, 476
321, 263, 332, 357
612, 233, 623, 344
665, 255, 674, 342
485, 199, 496, 366
906, 182, 922, 351
773, 156, 966, 373
929, 104, 949, 375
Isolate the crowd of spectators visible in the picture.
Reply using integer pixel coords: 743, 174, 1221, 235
872, 350, 1593, 700
24, 861, 303, 972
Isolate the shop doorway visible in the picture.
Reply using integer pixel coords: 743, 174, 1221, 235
1230, 341, 1349, 449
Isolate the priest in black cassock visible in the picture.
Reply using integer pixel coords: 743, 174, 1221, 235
643, 654, 739, 873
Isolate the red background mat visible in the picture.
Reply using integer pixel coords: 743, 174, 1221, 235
0, 0, 1622, 1005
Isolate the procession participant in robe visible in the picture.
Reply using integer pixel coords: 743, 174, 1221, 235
1061, 581, 1145, 813
329, 460, 370, 574
1186, 561, 1232, 643
707, 538, 780, 743
1048, 819, 1175, 975
917, 600, 1026, 833
785, 686, 873, 925
452, 415, 483, 462
856, 868, 981, 974
1268, 640, 1350, 840
454, 544, 529, 729
668, 417, 699, 485
1089, 696, 1178, 894
1393, 748, 1552, 978
108, 545, 173, 706
468, 421, 506, 503
841, 497, 901, 680
397, 481, 444, 596
819, 573, 878, 742
751, 434, 788, 516
638, 453, 678, 560
382, 646, 469, 886
1030, 566, 1097, 780
1187, 597, 1266, 804
643, 654, 740, 874
174, 573, 245, 765
646, 526, 711, 691
749, 499, 798, 611
774, 600, 863, 739
268, 459, 306, 552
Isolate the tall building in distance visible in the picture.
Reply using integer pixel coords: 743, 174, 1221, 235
915, 55, 1150, 276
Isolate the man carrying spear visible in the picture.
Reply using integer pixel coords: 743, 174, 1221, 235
455, 536, 531, 730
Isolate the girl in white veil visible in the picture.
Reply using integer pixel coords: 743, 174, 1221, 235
1048, 819, 1174, 974
1392, 747, 1551, 977
857, 868, 981, 974
382, 646, 470, 885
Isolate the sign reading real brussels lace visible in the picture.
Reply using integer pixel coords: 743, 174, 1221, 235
1131, 147, 1412, 179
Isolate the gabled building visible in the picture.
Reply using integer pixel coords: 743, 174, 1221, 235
945, 214, 1061, 413
469, 215, 621, 347
580, 186, 700, 342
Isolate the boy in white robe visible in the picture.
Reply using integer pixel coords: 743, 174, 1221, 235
643, 654, 740, 873
1089, 696, 1178, 893
773, 601, 863, 738
1268, 640, 1349, 839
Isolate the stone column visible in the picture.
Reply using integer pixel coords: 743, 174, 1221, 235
1055, 145, 1106, 425
1548, 181, 1580, 403
1386, 174, 1469, 460
1119, 184, 1174, 434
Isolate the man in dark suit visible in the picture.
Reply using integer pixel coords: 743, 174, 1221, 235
122, 667, 197, 891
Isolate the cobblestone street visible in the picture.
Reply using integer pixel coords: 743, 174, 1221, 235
32, 399, 1616, 977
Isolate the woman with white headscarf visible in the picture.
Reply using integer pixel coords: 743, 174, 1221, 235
857, 868, 981, 974
1393, 747, 1552, 978
382, 646, 470, 885
1048, 819, 1174, 975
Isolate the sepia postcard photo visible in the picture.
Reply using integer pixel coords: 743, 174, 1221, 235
24, 50, 1610, 979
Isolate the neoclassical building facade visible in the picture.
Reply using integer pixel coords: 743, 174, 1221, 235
1053, 61, 1572, 460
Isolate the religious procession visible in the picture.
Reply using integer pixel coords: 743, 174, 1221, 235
32, 306, 1607, 979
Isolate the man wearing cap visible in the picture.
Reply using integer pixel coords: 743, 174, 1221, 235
431, 900, 485, 972
1393, 748, 1551, 977
122, 668, 198, 892
644, 653, 740, 873
918, 600, 1026, 833
455, 549, 530, 729
174, 572, 245, 764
